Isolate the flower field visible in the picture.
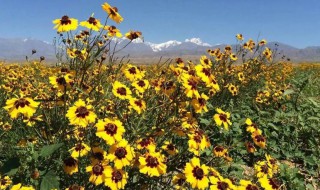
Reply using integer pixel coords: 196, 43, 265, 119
0, 2, 319, 190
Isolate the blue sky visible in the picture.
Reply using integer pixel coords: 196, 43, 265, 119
0, 0, 319, 48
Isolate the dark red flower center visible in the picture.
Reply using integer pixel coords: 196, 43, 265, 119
14, 98, 30, 109
75, 143, 85, 151
202, 68, 211, 76
68, 184, 82, 190
192, 166, 204, 180
177, 178, 186, 186
56, 77, 67, 85
104, 123, 117, 136
269, 178, 281, 189
217, 182, 229, 190
246, 184, 259, 190
214, 146, 225, 152
88, 17, 98, 25
161, 81, 174, 90
198, 98, 206, 106
134, 100, 143, 107
137, 80, 146, 87
193, 135, 202, 143
128, 67, 137, 74
115, 147, 127, 159
261, 164, 269, 174
75, 106, 89, 118
167, 144, 175, 151
64, 157, 78, 167
117, 87, 127, 96
139, 138, 152, 147
112, 170, 123, 182
146, 156, 159, 168
92, 164, 104, 175
188, 78, 198, 90
92, 152, 104, 161
255, 135, 265, 142
61, 15, 71, 25
219, 114, 227, 122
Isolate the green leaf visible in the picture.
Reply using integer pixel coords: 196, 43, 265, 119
0, 157, 20, 175
307, 116, 320, 121
40, 143, 64, 157
282, 89, 294, 96
306, 183, 315, 190
40, 170, 59, 190
199, 118, 211, 126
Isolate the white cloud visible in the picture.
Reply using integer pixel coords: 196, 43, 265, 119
185, 38, 211, 46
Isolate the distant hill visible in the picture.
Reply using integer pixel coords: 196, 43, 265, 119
0, 37, 319, 63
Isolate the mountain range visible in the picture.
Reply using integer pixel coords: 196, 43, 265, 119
0, 37, 319, 63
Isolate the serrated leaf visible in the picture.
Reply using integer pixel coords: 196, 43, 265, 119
0, 157, 20, 175
40, 143, 64, 157
40, 170, 59, 190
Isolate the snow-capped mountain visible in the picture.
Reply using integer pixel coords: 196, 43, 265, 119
0, 37, 320, 62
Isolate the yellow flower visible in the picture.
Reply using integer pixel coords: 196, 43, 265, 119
188, 131, 211, 156
263, 47, 272, 61
102, 2, 123, 23
49, 73, 74, 91
80, 16, 103, 31
123, 64, 145, 81
125, 31, 142, 41
132, 79, 149, 94
112, 81, 132, 100
213, 108, 232, 130
129, 98, 146, 114
161, 141, 179, 156
252, 131, 266, 149
86, 161, 110, 186
184, 157, 209, 190
236, 34, 244, 41
63, 157, 78, 175
139, 151, 167, 177
238, 180, 259, 190
104, 25, 122, 37
265, 154, 279, 173
213, 145, 227, 157
66, 99, 97, 127
227, 84, 238, 96
230, 53, 238, 61
10, 183, 35, 190
209, 176, 236, 190
191, 93, 209, 113
258, 176, 281, 190
181, 74, 201, 98
104, 167, 128, 190
90, 147, 108, 165
95, 118, 125, 145
195, 64, 214, 85
53, 15, 78, 32
107, 140, 135, 169
172, 173, 187, 189
245, 141, 256, 153
0, 175, 12, 189
245, 118, 262, 134
238, 72, 245, 82
254, 160, 273, 178
69, 142, 91, 158
4, 97, 40, 119
200, 55, 212, 67
259, 39, 267, 46
136, 137, 156, 151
